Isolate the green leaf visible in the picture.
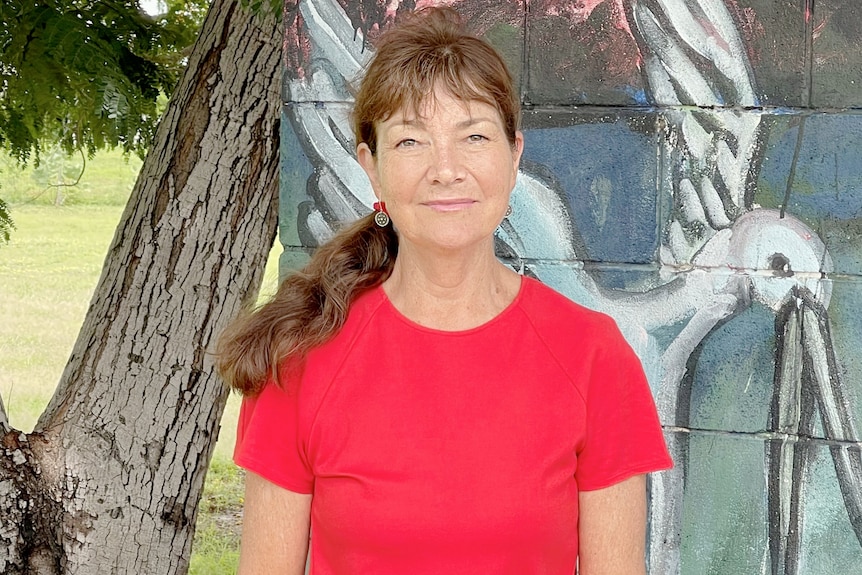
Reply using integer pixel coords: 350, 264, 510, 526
0, 0, 206, 163
0, 196, 14, 244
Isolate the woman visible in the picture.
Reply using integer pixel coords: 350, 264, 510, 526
218, 7, 672, 574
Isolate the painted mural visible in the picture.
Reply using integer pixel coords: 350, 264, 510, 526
277, 1, 862, 573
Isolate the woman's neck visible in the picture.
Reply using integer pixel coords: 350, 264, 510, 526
382, 243, 521, 331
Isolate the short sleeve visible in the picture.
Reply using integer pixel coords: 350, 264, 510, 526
575, 320, 673, 490
234, 380, 315, 494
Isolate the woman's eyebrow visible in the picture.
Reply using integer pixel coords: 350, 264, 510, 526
455, 117, 497, 129
387, 116, 496, 129
390, 118, 424, 128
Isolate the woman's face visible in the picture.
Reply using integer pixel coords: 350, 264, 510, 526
357, 87, 523, 256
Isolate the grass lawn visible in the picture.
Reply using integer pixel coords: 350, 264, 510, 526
1, 149, 281, 573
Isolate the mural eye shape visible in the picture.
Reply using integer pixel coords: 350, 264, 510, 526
719, 209, 832, 310
768, 253, 793, 277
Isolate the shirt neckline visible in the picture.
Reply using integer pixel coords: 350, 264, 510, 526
374, 275, 529, 337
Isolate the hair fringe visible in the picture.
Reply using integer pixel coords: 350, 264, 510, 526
352, 6, 519, 154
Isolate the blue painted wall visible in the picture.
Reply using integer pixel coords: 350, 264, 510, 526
279, 1, 862, 573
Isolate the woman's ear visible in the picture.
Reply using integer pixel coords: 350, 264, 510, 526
512, 131, 524, 171
356, 142, 380, 192
509, 131, 524, 189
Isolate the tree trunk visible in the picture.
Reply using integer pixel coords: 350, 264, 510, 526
0, 0, 282, 572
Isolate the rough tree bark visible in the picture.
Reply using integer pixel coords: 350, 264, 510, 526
0, 0, 282, 572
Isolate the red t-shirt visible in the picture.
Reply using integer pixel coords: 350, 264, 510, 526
235, 276, 672, 574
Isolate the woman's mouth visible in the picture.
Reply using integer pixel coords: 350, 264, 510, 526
424, 199, 476, 212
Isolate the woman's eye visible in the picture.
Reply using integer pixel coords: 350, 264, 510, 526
468, 134, 487, 142
396, 138, 417, 148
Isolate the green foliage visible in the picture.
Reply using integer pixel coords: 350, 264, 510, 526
0, 197, 13, 244
0, 1, 206, 164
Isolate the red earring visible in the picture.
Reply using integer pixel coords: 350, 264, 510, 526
373, 201, 390, 227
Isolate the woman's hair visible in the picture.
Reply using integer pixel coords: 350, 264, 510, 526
217, 7, 518, 395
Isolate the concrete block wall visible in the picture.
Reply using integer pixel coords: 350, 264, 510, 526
278, 1, 862, 572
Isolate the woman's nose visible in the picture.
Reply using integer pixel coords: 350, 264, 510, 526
427, 141, 465, 185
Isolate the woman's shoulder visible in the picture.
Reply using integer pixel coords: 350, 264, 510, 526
516, 277, 647, 395
518, 275, 620, 340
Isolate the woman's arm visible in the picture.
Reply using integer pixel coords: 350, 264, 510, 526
578, 474, 648, 575
237, 471, 312, 575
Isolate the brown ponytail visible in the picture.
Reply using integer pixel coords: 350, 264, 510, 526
216, 214, 398, 395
